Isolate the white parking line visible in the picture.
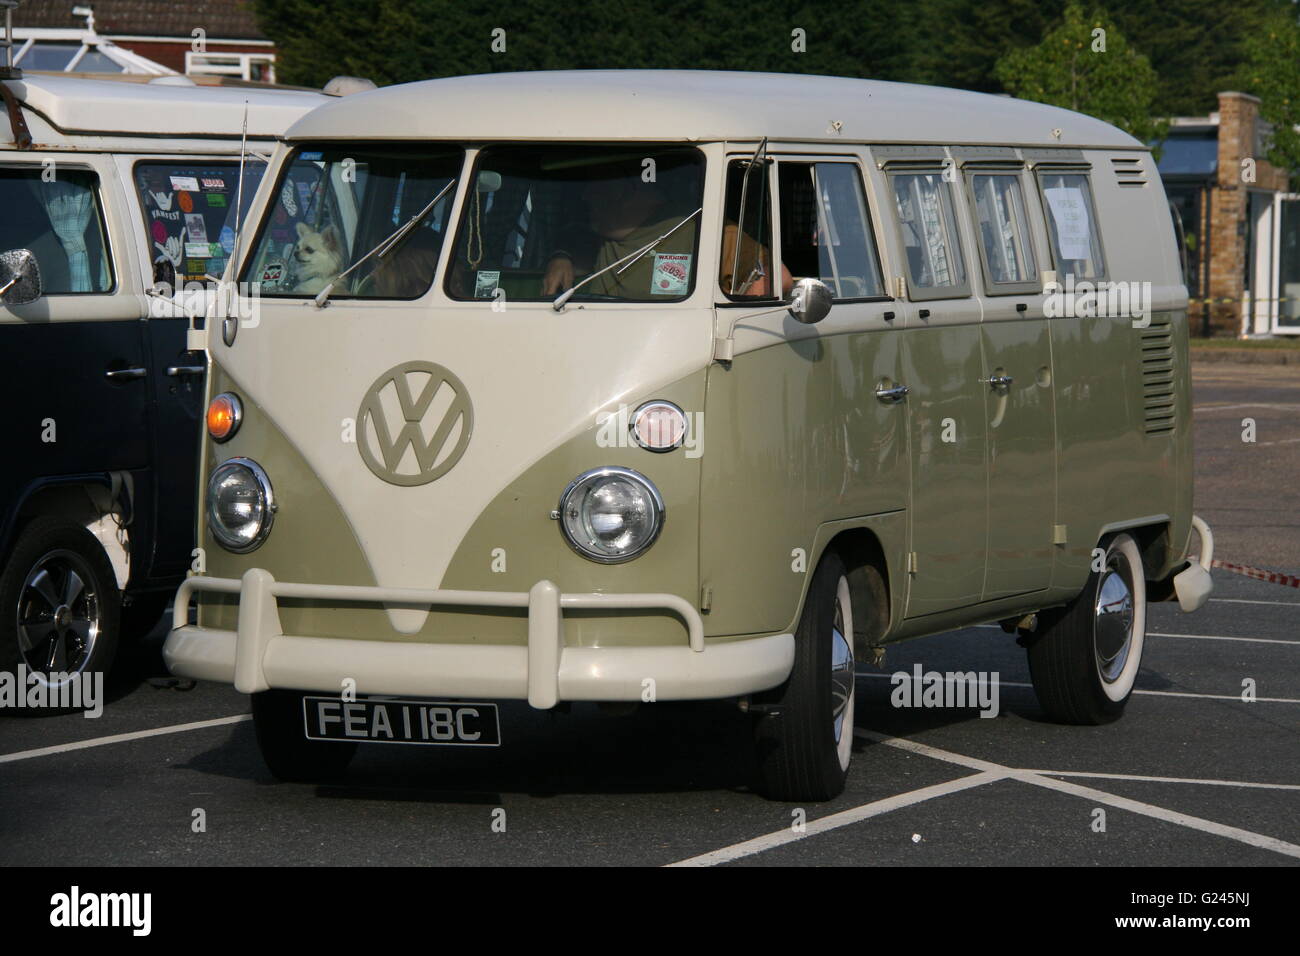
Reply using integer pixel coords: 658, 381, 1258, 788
667, 731, 1300, 866
856, 731, 1300, 860
1191, 402, 1300, 412
0, 714, 251, 764
665, 770, 1006, 867
1148, 630, 1300, 646
1209, 597, 1300, 608
1020, 770, 1300, 791
853, 671, 1300, 704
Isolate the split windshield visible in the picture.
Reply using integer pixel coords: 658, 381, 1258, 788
240, 144, 705, 302
241, 145, 462, 299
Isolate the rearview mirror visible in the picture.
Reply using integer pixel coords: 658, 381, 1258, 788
788, 277, 832, 325
0, 249, 43, 306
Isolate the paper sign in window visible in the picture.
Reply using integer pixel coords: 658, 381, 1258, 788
1044, 186, 1093, 261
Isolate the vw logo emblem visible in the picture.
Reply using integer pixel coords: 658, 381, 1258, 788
357, 361, 473, 486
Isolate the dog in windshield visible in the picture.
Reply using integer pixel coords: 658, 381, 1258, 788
292, 221, 345, 294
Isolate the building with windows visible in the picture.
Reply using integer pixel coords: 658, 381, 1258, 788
10, 0, 276, 82
1159, 91, 1300, 337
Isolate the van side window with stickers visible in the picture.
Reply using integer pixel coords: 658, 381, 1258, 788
890, 171, 968, 297
0, 168, 113, 295
778, 162, 884, 299
134, 161, 266, 291
240, 145, 462, 300
444, 145, 704, 303
1037, 170, 1106, 280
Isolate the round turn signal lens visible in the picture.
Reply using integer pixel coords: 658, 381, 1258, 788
207, 393, 242, 443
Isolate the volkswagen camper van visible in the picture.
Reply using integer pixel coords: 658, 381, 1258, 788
0, 49, 326, 701
163, 71, 1214, 801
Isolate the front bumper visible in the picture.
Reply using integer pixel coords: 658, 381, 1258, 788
164, 569, 795, 708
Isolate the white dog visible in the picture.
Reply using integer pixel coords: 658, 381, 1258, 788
292, 221, 345, 294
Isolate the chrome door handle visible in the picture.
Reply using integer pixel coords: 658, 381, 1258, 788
105, 367, 147, 381
980, 374, 1014, 389
875, 383, 910, 404
166, 365, 205, 377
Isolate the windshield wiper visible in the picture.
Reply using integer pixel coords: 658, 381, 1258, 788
551, 207, 703, 311
314, 177, 458, 309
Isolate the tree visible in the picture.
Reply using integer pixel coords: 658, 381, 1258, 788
1238, 8, 1300, 189
994, 3, 1167, 146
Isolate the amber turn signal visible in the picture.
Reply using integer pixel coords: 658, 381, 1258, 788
207, 393, 243, 443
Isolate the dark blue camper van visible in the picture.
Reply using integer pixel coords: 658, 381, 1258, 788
0, 67, 323, 694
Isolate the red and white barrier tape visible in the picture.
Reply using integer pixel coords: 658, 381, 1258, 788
1210, 559, 1300, 590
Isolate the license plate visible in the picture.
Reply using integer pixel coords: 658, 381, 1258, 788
302, 696, 501, 747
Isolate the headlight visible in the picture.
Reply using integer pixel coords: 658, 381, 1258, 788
207, 457, 276, 553
558, 467, 663, 563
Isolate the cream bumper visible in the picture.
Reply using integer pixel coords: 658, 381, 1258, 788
163, 569, 795, 709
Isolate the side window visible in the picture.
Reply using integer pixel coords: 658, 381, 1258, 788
778, 162, 885, 299
0, 167, 113, 295
966, 171, 1038, 292
889, 171, 968, 298
134, 161, 265, 290
719, 158, 784, 299
1037, 170, 1105, 280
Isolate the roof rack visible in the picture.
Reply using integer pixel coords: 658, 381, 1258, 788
1, 0, 20, 80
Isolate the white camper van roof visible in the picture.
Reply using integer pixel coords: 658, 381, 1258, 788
3, 74, 328, 146
283, 70, 1145, 150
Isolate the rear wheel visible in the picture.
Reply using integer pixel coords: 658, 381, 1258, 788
1027, 533, 1146, 724
0, 518, 120, 714
752, 550, 856, 801
252, 689, 357, 781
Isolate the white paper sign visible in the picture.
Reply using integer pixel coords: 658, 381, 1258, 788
1044, 186, 1092, 261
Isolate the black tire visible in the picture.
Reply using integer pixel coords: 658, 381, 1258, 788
252, 689, 358, 781
120, 592, 171, 642
0, 517, 121, 714
752, 550, 856, 801
1027, 533, 1147, 725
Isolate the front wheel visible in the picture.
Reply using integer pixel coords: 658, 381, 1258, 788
0, 517, 121, 714
252, 689, 357, 781
752, 550, 856, 801
1027, 532, 1147, 725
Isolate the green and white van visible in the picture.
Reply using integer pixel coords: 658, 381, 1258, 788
163, 71, 1214, 801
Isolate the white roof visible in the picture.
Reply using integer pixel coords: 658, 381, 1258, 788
285, 70, 1143, 149
7, 74, 328, 141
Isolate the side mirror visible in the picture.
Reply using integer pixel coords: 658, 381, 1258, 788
0, 249, 43, 306
787, 276, 832, 325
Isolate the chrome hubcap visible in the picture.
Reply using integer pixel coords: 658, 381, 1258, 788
830, 595, 854, 745
1093, 558, 1134, 684
16, 549, 100, 677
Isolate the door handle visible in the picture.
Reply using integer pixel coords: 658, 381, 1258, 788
875, 383, 910, 404
105, 367, 147, 381
166, 365, 205, 377
980, 374, 1014, 390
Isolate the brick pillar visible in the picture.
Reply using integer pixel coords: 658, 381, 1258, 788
1207, 92, 1262, 336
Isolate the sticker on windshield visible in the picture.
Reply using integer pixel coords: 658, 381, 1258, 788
261, 260, 285, 284
169, 175, 200, 192
184, 242, 211, 258
219, 226, 236, 254
185, 213, 209, 244
651, 253, 691, 295
206, 193, 227, 208
281, 182, 299, 217
474, 270, 501, 298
